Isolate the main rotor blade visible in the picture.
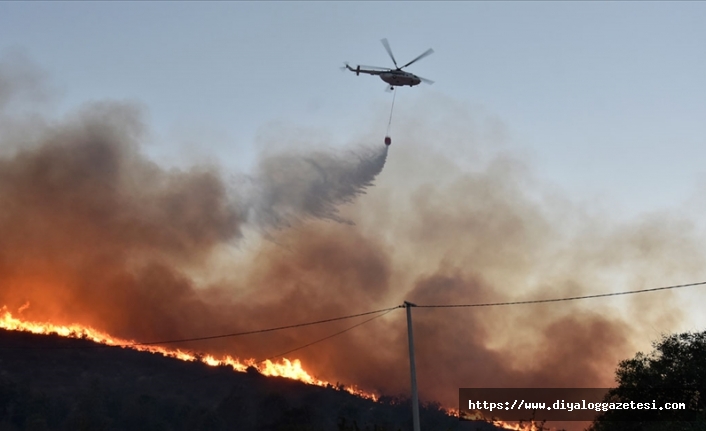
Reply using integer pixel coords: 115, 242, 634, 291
401, 48, 434, 69
381, 38, 399, 69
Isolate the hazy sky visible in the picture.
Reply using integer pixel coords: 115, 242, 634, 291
2, 1, 706, 221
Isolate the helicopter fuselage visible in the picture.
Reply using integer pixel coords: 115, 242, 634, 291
344, 39, 433, 89
345, 64, 423, 87
380, 70, 421, 87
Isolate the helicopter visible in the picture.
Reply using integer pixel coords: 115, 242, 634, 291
344, 38, 434, 91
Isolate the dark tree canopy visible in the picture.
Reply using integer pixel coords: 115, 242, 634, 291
589, 331, 706, 431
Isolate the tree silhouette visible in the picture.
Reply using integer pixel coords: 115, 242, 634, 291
588, 331, 706, 431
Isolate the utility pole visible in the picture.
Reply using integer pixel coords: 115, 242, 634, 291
405, 301, 421, 431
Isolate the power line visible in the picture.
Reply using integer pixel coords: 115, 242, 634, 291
133, 305, 404, 346
0, 306, 403, 350
415, 281, 706, 308
135, 280, 706, 350
262, 308, 396, 362
3, 280, 705, 351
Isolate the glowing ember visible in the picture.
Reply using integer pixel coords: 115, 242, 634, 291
455, 409, 550, 431
0, 305, 374, 400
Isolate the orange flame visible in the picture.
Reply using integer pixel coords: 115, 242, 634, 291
0, 305, 374, 400
0, 303, 552, 431
0, 305, 550, 430
454, 409, 546, 431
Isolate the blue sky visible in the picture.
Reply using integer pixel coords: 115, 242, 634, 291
3, 2, 705, 222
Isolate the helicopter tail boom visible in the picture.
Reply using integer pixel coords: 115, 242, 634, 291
344, 64, 361, 75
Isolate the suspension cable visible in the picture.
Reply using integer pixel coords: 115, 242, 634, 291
386, 88, 397, 137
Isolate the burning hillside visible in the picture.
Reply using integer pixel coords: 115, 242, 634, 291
0, 306, 366, 394
0, 325, 486, 431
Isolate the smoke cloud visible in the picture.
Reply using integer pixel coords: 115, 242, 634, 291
1, 56, 705, 428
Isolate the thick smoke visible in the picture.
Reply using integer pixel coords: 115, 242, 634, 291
1, 56, 705, 429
